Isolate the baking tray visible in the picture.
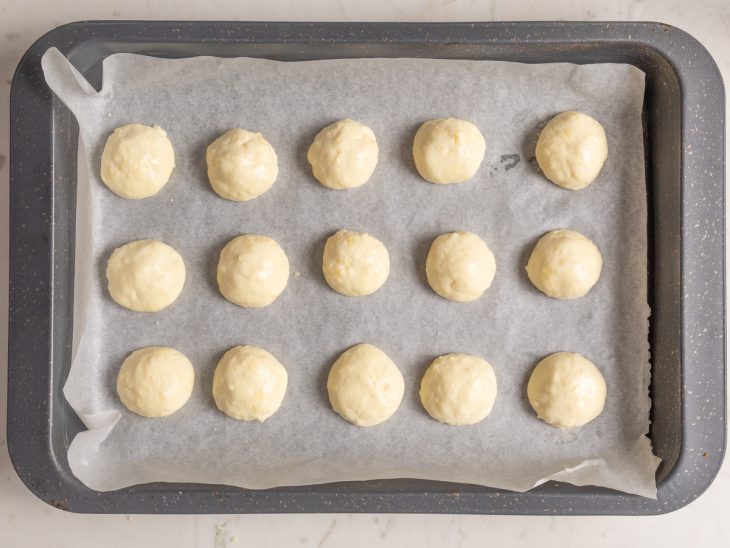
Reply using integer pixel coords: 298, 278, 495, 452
8, 21, 725, 515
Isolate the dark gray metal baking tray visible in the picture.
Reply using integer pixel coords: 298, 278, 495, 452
8, 21, 725, 515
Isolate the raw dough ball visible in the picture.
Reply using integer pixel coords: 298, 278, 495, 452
527, 352, 607, 429
526, 229, 603, 300
117, 347, 194, 417
327, 344, 404, 427
322, 229, 390, 296
100, 123, 175, 199
217, 235, 289, 308
412, 118, 486, 184
106, 239, 186, 312
420, 353, 498, 425
307, 119, 379, 190
426, 231, 496, 302
212, 345, 288, 422
535, 111, 608, 190
207, 128, 278, 201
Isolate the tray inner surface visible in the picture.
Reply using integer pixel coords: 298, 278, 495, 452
55, 36, 679, 483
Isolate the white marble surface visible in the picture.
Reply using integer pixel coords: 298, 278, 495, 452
0, 1, 727, 546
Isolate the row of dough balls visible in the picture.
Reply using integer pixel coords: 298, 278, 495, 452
105, 228, 603, 312
99, 111, 608, 200
117, 343, 607, 430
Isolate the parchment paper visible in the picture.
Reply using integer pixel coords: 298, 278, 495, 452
42, 47, 659, 497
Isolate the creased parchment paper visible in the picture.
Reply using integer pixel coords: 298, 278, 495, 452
43, 47, 659, 497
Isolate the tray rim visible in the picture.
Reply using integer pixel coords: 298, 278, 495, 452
7, 20, 726, 515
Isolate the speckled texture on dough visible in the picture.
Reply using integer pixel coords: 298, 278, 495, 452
535, 111, 608, 190
216, 234, 290, 308
322, 229, 390, 296
413, 118, 486, 184
420, 353, 498, 425
212, 345, 288, 422
207, 128, 278, 201
106, 239, 186, 312
327, 344, 405, 427
307, 119, 379, 190
100, 123, 175, 199
116, 347, 195, 417
526, 229, 603, 300
426, 231, 496, 302
527, 352, 607, 429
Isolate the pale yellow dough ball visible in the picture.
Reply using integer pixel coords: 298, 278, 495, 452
307, 119, 379, 190
106, 239, 186, 312
212, 345, 288, 422
426, 231, 496, 302
527, 352, 607, 429
420, 353, 498, 425
117, 347, 194, 417
535, 111, 608, 190
327, 344, 404, 427
216, 235, 290, 308
322, 229, 390, 296
100, 123, 175, 199
413, 118, 486, 184
207, 128, 278, 201
526, 229, 603, 300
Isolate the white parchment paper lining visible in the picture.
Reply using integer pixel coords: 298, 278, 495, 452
42, 48, 659, 497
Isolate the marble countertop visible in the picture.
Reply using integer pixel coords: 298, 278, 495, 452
1, 1, 727, 546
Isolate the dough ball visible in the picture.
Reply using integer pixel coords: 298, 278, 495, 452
413, 118, 486, 184
526, 229, 603, 300
212, 345, 288, 422
307, 119, 379, 190
420, 353, 497, 425
100, 123, 175, 199
327, 344, 404, 427
322, 229, 390, 296
535, 111, 608, 190
527, 352, 607, 429
106, 239, 186, 312
217, 235, 289, 308
426, 231, 496, 302
207, 128, 278, 201
117, 347, 194, 417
